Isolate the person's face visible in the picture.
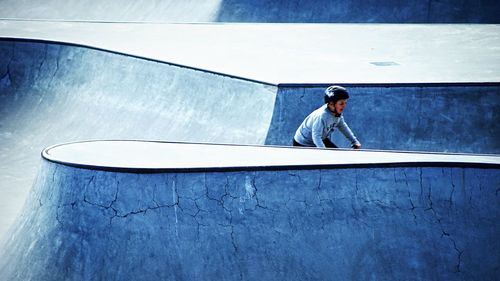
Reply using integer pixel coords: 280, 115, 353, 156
329, 99, 348, 114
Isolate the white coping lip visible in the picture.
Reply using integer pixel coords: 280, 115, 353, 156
1, 20, 500, 85
42, 140, 500, 172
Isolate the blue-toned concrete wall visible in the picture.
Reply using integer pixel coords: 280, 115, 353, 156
216, 0, 500, 23
266, 85, 500, 153
0, 39, 276, 238
2, 40, 499, 239
1, 160, 498, 280
0, 0, 499, 23
0, 40, 275, 147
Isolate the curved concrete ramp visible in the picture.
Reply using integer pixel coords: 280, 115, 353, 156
1, 21, 500, 242
0, 0, 499, 23
1, 141, 498, 280
0, 38, 276, 238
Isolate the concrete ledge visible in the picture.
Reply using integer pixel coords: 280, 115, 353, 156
42, 140, 500, 172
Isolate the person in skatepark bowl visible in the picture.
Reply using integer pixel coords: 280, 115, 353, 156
293, 85, 362, 149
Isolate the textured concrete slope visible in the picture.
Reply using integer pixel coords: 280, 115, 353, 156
0, 39, 276, 239
0, 142, 498, 280
0, 0, 499, 23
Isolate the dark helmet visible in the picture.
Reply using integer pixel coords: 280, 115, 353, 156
324, 85, 349, 104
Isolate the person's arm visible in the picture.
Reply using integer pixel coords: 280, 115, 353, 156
337, 118, 361, 149
311, 117, 326, 148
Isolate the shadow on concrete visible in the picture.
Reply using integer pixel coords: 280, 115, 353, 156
0, 0, 499, 23
214, 0, 500, 23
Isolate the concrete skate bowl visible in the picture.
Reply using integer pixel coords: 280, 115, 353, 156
1, 38, 499, 240
0, 140, 499, 280
0, 0, 499, 23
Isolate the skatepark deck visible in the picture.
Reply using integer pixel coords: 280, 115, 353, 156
43, 140, 500, 171
1, 20, 499, 85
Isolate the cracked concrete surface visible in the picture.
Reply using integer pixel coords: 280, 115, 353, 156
1, 39, 499, 243
0, 39, 277, 240
0, 160, 498, 280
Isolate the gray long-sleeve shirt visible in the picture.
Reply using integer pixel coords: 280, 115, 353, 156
294, 104, 360, 148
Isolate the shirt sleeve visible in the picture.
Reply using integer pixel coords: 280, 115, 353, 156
311, 116, 326, 148
337, 117, 360, 146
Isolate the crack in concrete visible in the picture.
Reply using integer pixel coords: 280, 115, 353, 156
55, 201, 78, 226
451, 239, 464, 273
286, 171, 315, 214
204, 174, 229, 211
45, 165, 59, 203
47, 46, 61, 88
80, 176, 119, 225
403, 170, 418, 223
222, 176, 239, 211
172, 180, 180, 237
297, 88, 306, 104
249, 173, 268, 210
69, 176, 186, 231
468, 170, 476, 211
216, 215, 238, 253
190, 200, 209, 239
314, 169, 323, 200
55, 206, 63, 226
83, 176, 117, 209
422, 168, 464, 274
44, 164, 479, 278
315, 170, 329, 231
419, 168, 424, 201
217, 215, 245, 281
0, 43, 15, 88
35, 44, 48, 82
423, 170, 435, 214
449, 169, 456, 208
229, 224, 238, 253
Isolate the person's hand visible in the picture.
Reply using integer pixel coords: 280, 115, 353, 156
352, 143, 361, 149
